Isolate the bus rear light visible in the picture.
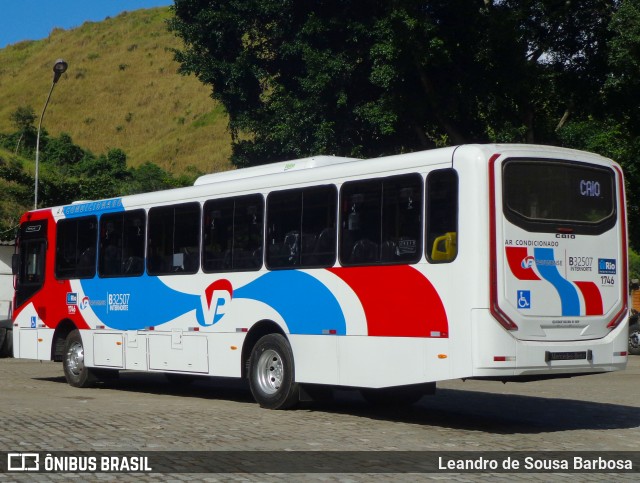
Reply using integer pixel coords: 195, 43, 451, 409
188, 327, 200, 332
614, 351, 627, 357
607, 310, 628, 330
145, 326, 155, 331
490, 308, 519, 331
493, 356, 515, 362
322, 329, 337, 335
236, 328, 248, 333
96, 325, 105, 329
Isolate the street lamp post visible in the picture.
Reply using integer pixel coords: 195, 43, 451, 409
34, 59, 68, 209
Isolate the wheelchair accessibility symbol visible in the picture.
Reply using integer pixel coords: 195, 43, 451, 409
517, 290, 531, 309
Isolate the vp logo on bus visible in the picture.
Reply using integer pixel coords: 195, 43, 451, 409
201, 279, 233, 326
80, 297, 90, 310
521, 256, 535, 269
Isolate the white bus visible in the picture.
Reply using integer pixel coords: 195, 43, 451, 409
11, 144, 629, 408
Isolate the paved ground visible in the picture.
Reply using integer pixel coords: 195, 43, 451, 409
0, 355, 638, 481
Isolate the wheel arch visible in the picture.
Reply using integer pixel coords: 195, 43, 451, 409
51, 319, 78, 362
241, 319, 287, 379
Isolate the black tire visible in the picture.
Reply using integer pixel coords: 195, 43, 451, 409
0, 328, 6, 357
62, 329, 97, 388
361, 383, 434, 407
629, 324, 640, 356
248, 333, 299, 409
3, 329, 12, 358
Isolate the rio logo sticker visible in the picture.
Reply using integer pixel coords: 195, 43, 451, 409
201, 279, 233, 326
66, 293, 77, 305
598, 258, 616, 275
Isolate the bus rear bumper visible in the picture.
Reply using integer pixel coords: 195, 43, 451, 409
471, 309, 628, 379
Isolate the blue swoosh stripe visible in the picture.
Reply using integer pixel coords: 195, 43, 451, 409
235, 271, 346, 335
534, 248, 579, 316
81, 270, 346, 334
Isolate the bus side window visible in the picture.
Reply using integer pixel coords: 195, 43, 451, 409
426, 169, 458, 263
202, 194, 264, 273
55, 216, 98, 279
99, 209, 146, 277
266, 185, 336, 270
340, 174, 422, 266
147, 203, 200, 275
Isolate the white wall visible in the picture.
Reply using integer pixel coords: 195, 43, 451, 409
0, 245, 14, 320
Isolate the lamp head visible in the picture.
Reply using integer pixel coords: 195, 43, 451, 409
52, 59, 68, 83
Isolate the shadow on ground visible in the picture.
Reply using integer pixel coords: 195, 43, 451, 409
35, 371, 640, 435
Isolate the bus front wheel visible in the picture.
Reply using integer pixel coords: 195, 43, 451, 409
248, 334, 299, 409
63, 329, 96, 388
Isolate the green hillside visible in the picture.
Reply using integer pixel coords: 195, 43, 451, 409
0, 7, 232, 175
0, 146, 31, 237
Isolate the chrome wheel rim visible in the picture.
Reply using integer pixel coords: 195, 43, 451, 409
256, 349, 284, 395
66, 341, 85, 376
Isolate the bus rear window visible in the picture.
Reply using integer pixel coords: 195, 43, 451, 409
503, 160, 616, 234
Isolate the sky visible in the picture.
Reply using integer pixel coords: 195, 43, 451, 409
0, 0, 174, 49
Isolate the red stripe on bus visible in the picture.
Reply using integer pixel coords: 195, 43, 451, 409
328, 265, 448, 337
574, 281, 604, 316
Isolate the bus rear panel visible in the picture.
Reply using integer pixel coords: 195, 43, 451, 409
476, 147, 628, 380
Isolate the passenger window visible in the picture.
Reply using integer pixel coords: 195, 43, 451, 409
99, 210, 146, 277
266, 185, 337, 269
55, 216, 98, 279
340, 174, 423, 266
202, 194, 264, 272
426, 169, 458, 263
147, 203, 200, 275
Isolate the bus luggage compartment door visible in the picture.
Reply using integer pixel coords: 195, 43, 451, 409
148, 333, 209, 373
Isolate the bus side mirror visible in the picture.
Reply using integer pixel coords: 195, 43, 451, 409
11, 253, 19, 275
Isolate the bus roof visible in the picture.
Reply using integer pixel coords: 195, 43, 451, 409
194, 155, 361, 186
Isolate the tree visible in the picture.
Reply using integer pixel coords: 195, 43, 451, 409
43, 132, 87, 171
170, 0, 640, 248
76, 148, 130, 180
125, 162, 181, 194
9, 105, 36, 154
169, 0, 621, 164
0, 155, 32, 239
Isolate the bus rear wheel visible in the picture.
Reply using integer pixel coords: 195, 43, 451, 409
63, 329, 97, 388
248, 334, 299, 409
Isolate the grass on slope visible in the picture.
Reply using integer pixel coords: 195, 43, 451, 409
0, 8, 232, 175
